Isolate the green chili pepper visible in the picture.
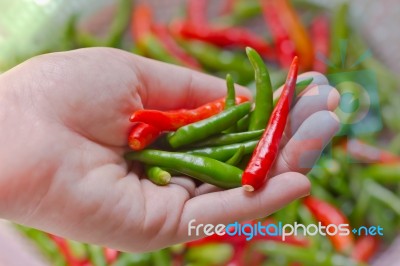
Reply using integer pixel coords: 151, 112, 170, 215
181, 40, 254, 84
186, 243, 233, 265
255, 242, 363, 266
192, 129, 263, 147
225, 74, 236, 109
329, 3, 349, 72
151, 249, 171, 266
168, 102, 251, 148
106, 0, 132, 47
186, 140, 259, 161
113, 253, 152, 266
145, 166, 171, 186
362, 164, 400, 183
273, 77, 314, 106
246, 47, 273, 131
125, 150, 243, 188
225, 145, 245, 165
366, 179, 400, 216
236, 114, 251, 132
87, 245, 107, 266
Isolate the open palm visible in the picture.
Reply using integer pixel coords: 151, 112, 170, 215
0, 48, 339, 252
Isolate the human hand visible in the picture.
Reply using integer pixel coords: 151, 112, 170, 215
0, 48, 339, 252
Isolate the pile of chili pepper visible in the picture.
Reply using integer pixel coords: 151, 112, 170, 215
16, 0, 400, 265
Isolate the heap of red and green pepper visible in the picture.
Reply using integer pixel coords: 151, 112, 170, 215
125, 49, 299, 192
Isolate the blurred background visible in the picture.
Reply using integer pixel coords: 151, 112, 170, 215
1, 0, 400, 265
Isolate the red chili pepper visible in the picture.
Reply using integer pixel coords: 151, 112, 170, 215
48, 235, 84, 266
345, 138, 400, 164
104, 247, 120, 264
275, 0, 314, 70
151, 24, 201, 69
311, 15, 330, 73
128, 123, 161, 151
261, 1, 296, 67
131, 4, 152, 50
351, 236, 380, 263
242, 57, 299, 192
171, 20, 275, 59
130, 96, 248, 131
187, 0, 207, 25
303, 196, 354, 254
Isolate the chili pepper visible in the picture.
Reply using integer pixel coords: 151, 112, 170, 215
167, 102, 251, 148
171, 20, 274, 59
273, 77, 314, 106
246, 47, 273, 131
187, 0, 207, 25
362, 164, 400, 183
145, 165, 171, 186
255, 242, 360, 266
131, 4, 183, 64
128, 123, 161, 151
303, 196, 354, 254
152, 24, 201, 69
275, 0, 314, 70
104, 248, 119, 264
186, 243, 233, 265
187, 140, 259, 161
125, 150, 243, 188
131, 4, 153, 51
87, 245, 107, 266
344, 138, 400, 164
177, 39, 254, 84
49, 235, 83, 266
236, 114, 251, 132
225, 74, 236, 110
130, 96, 248, 131
365, 179, 400, 216
106, 0, 132, 47
329, 3, 349, 71
225, 145, 245, 165
242, 57, 299, 192
151, 249, 171, 266
261, 1, 296, 67
351, 236, 380, 263
311, 15, 330, 73
192, 130, 264, 147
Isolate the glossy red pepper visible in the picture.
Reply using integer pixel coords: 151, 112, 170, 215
261, 1, 296, 67
275, 0, 314, 70
351, 236, 380, 263
171, 20, 275, 59
311, 15, 330, 73
242, 57, 298, 192
48, 235, 84, 266
128, 123, 161, 151
104, 248, 119, 264
130, 4, 152, 50
130, 96, 248, 131
303, 196, 354, 254
151, 24, 201, 69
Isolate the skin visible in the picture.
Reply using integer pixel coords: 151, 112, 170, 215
0, 48, 340, 253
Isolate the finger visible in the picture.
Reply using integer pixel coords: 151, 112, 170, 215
271, 111, 340, 176
195, 183, 223, 196
169, 177, 197, 197
273, 71, 329, 101
280, 84, 340, 146
128, 55, 252, 110
177, 172, 310, 241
